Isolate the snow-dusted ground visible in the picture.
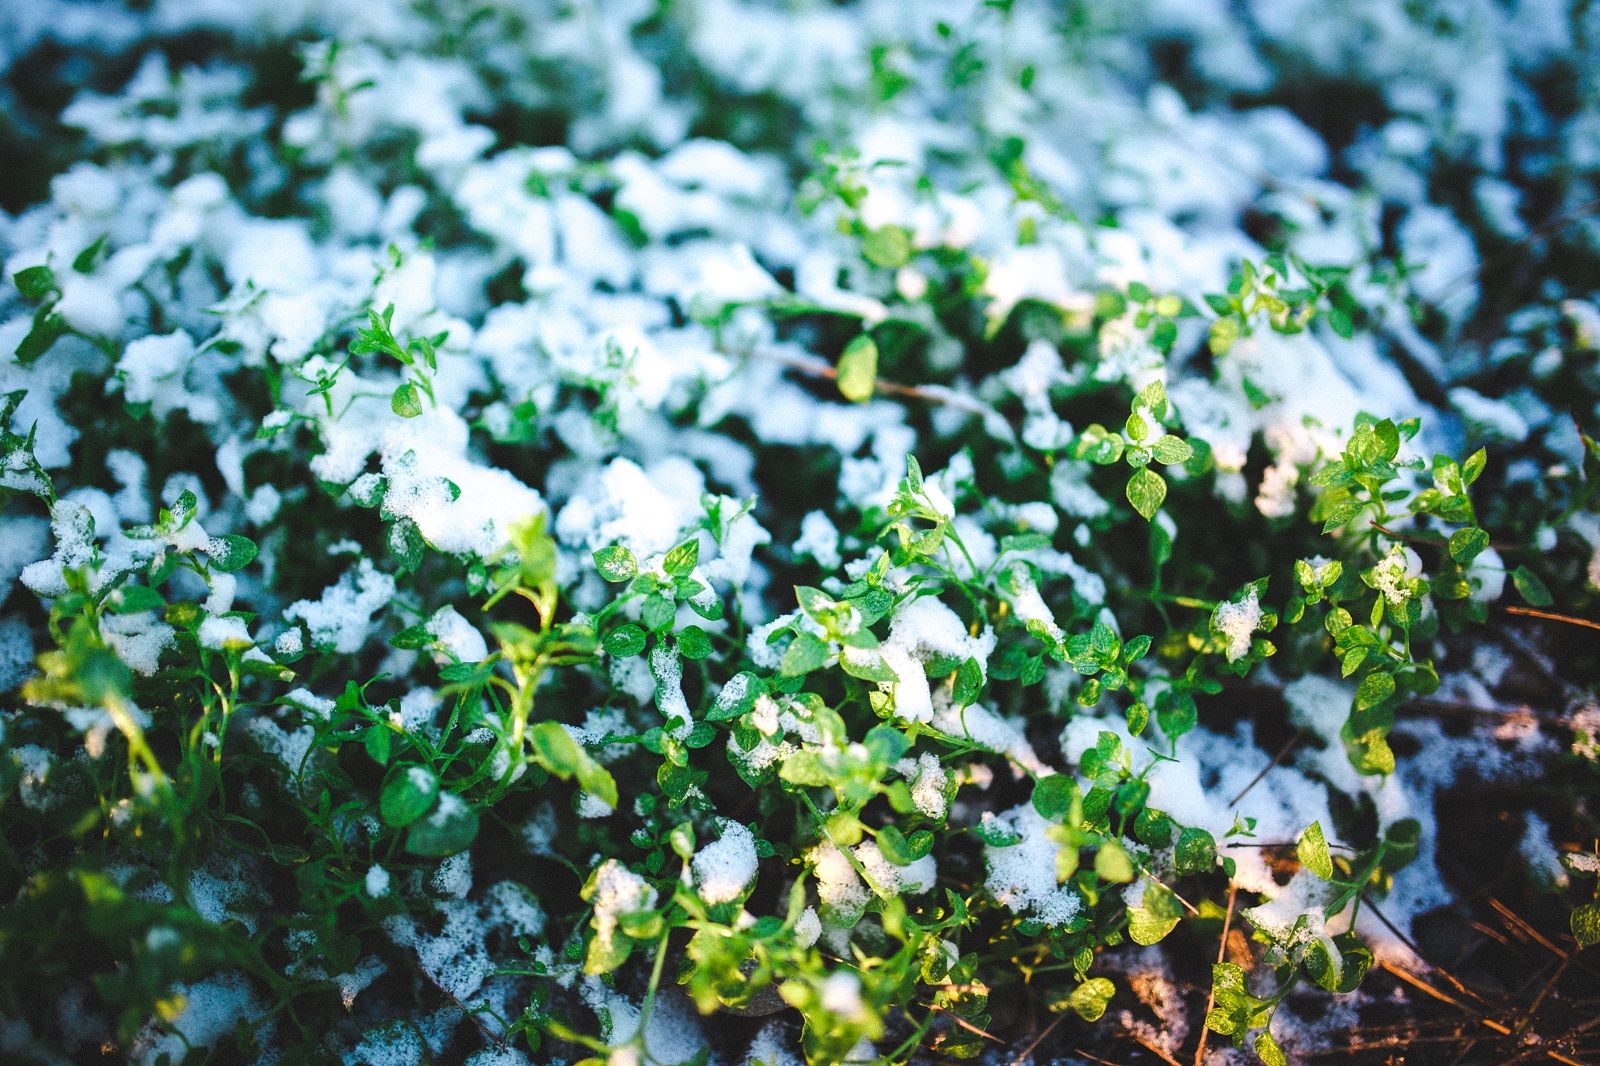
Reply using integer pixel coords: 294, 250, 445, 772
1, 1, 1598, 1063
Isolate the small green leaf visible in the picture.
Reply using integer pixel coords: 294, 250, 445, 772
380, 765, 440, 828
863, 724, 909, 765
17, 312, 64, 364
593, 545, 638, 582
529, 721, 583, 777
404, 794, 479, 857
953, 656, 983, 706
862, 224, 913, 269
390, 381, 423, 417
1355, 671, 1395, 711
876, 825, 934, 865
1128, 881, 1182, 945
13, 265, 55, 300
1572, 903, 1600, 949
663, 538, 699, 578
1125, 467, 1167, 520
1031, 775, 1075, 821
1512, 565, 1553, 607
675, 625, 712, 661
1135, 379, 1169, 420
1448, 527, 1489, 564
780, 632, 830, 677
1462, 447, 1487, 486
390, 623, 431, 650
1151, 436, 1194, 465
603, 623, 647, 658
1255, 1030, 1287, 1066
209, 534, 259, 573
1094, 842, 1135, 883
837, 333, 878, 403
1174, 827, 1216, 876
1208, 315, 1240, 354
1065, 977, 1115, 1022
110, 585, 166, 614
1297, 821, 1334, 880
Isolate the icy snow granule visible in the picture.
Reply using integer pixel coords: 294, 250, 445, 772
366, 865, 391, 899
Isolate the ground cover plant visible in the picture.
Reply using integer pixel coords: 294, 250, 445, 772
1, 0, 1599, 1063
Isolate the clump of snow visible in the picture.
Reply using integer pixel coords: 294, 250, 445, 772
693, 819, 759, 905
982, 803, 1081, 926
878, 595, 996, 724
894, 752, 950, 820
283, 559, 396, 654
1212, 587, 1263, 662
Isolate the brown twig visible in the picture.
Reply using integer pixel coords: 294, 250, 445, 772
1227, 729, 1304, 807
1378, 962, 1588, 1066
756, 348, 1018, 439
1007, 1013, 1067, 1066
924, 1002, 1006, 1045
1192, 882, 1238, 1066
1503, 605, 1600, 633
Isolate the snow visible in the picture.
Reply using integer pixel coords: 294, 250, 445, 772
649, 643, 692, 732
879, 595, 996, 724
131, 972, 263, 1066
366, 865, 391, 899
425, 605, 487, 662
693, 819, 759, 905
894, 752, 950, 821
1212, 587, 1263, 662
199, 615, 251, 650
590, 860, 658, 959
283, 559, 396, 654
808, 840, 870, 925
982, 803, 1082, 927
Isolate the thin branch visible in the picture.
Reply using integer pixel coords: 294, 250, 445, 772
1503, 605, 1600, 633
1228, 729, 1303, 807
1192, 883, 1238, 1066
1007, 1012, 1067, 1066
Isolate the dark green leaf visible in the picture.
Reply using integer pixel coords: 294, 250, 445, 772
210, 534, 259, 573
13, 265, 55, 300
380, 765, 439, 828
390, 382, 423, 418
675, 625, 712, 660
1512, 565, 1552, 607
404, 794, 479, 857
604, 623, 647, 657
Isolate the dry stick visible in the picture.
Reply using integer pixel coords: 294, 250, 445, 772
1124, 1027, 1185, 1066
1503, 605, 1600, 634
1378, 962, 1588, 1066
1490, 897, 1569, 959
924, 1001, 1006, 1045
1361, 895, 1493, 1008
1227, 730, 1303, 807
757, 348, 1017, 432
1427, 197, 1600, 309
1007, 1013, 1067, 1066
1192, 883, 1238, 1066
1516, 954, 1574, 1037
